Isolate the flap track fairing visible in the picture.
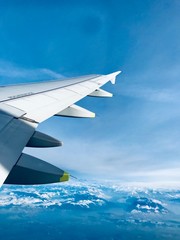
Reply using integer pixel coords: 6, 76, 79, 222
56, 104, 95, 118
88, 89, 113, 98
26, 131, 62, 148
5, 153, 69, 185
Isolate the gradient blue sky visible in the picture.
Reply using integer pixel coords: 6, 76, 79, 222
0, 0, 180, 184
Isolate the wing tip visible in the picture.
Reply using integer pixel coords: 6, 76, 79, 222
109, 70, 122, 84
114, 70, 122, 75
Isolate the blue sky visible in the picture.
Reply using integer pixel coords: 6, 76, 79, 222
0, 0, 180, 185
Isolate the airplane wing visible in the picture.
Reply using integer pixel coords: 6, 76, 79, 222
0, 71, 121, 186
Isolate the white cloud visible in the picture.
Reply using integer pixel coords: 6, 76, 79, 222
25, 134, 180, 184
0, 59, 64, 83
119, 64, 180, 104
120, 85, 180, 103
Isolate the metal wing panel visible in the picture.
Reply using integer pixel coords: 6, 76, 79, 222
0, 75, 99, 102
65, 83, 95, 95
6, 94, 58, 112
24, 92, 80, 122
5, 89, 80, 123
44, 88, 74, 100
78, 81, 98, 89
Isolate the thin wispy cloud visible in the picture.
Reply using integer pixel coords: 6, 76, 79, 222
120, 85, 180, 103
119, 64, 180, 103
0, 60, 64, 84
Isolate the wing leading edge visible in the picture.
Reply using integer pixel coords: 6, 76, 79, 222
0, 71, 121, 186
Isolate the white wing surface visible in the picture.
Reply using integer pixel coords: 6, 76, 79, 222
0, 71, 121, 186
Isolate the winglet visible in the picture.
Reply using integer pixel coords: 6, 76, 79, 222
109, 71, 121, 84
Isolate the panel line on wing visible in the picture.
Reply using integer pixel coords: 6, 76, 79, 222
0, 75, 101, 103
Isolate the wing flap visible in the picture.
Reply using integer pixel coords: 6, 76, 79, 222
0, 103, 26, 118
